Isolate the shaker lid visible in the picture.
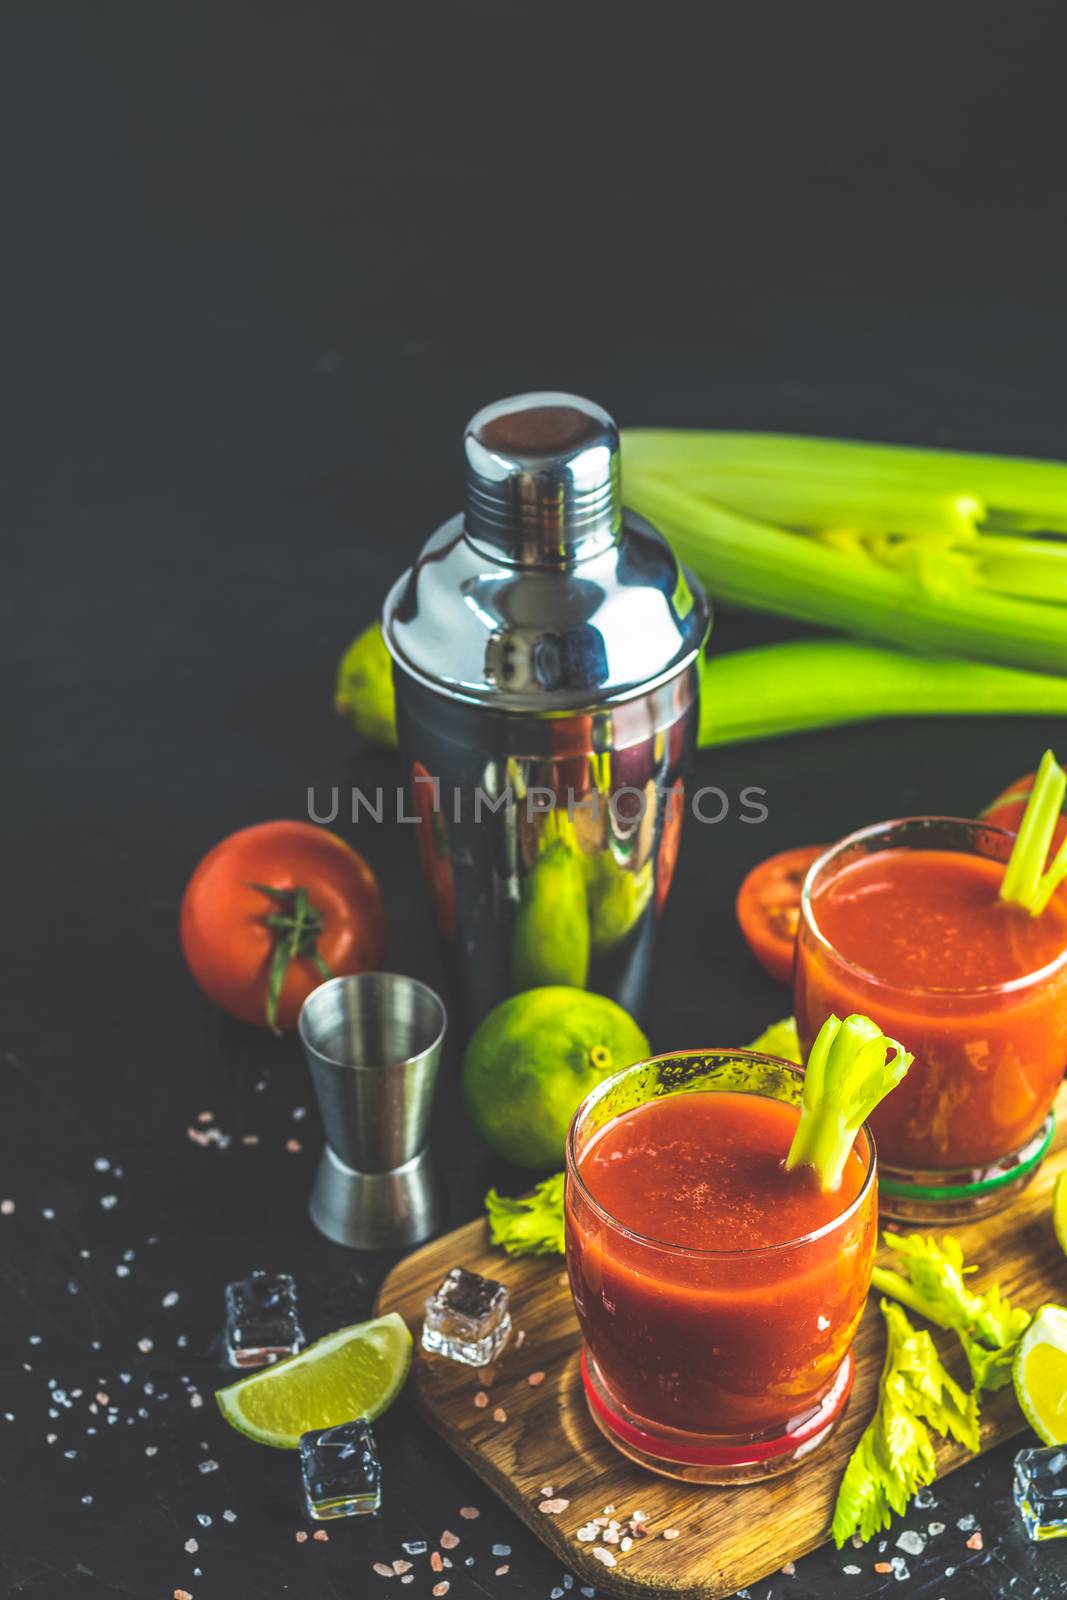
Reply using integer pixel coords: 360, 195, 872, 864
382, 392, 710, 713
463, 393, 621, 565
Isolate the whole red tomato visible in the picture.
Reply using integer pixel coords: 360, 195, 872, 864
180, 821, 386, 1031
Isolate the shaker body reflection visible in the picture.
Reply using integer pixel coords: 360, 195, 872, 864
394, 665, 699, 1029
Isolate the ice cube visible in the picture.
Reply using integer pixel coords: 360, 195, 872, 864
1014, 1446, 1067, 1541
422, 1267, 511, 1366
224, 1271, 304, 1369
299, 1418, 381, 1520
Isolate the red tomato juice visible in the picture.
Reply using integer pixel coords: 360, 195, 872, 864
565, 1089, 876, 1438
796, 848, 1067, 1170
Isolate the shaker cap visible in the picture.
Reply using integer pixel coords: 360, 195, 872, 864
383, 392, 710, 713
463, 393, 620, 564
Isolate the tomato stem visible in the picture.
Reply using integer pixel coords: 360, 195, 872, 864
248, 882, 335, 1032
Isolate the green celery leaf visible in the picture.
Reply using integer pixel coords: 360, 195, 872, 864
485, 1173, 566, 1257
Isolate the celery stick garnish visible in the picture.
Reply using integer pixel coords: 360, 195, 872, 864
999, 747, 1067, 915
785, 1014, 912, 1192
871, 1232, 1030, 1393
832, 1300, 980, 1547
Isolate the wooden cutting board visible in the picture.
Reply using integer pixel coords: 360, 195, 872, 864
376, 1085, 1067, 1599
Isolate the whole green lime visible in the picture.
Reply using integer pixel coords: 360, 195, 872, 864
463, 986, 650, 1168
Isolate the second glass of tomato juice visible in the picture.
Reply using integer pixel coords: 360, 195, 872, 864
795, 817, 1067, 1222
564, 1049, 877, 1483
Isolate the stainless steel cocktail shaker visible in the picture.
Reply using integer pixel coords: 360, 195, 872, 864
382, 393, 710, 1034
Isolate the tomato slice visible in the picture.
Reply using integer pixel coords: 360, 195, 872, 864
736, 844, 825, 986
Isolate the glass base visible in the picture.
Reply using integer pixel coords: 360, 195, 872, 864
580, 1347, 854, 1485
878, 1113, 1054, 1224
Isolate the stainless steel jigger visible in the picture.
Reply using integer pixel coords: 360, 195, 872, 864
298, 973, 447, 1250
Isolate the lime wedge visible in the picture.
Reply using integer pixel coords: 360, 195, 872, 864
216, 1313, 412, 1449
1013, 1304, 1067, 1446
1053, 1171, 1067, 1257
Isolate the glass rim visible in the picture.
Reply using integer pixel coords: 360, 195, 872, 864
565, 1048, 877, 1261
800, 815, 1067, 998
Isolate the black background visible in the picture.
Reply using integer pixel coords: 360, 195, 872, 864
5, 3, 1067, 1596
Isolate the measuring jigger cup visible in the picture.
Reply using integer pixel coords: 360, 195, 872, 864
298, 973, 446, 1250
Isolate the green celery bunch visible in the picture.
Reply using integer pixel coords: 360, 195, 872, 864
832, 1300, 980, 1547
622, 430, 1067, 675
872, 1233, 1031, 1393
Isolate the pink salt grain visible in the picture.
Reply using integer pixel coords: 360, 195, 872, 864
392, 1560, 412, 1574
538, 1498, 570, 1515
373, 1561, 395, 1577
439, 1529, 459, 1549
458, 1506, 480, 1520
966, 1532, 984, 1550
430, 1551, 444, 1572
473, 1391, 489, 1409
294, 1530, 308, 1542
285, 1138, 302, 1153
515, 1329, 526, 1348
312, 1530, 328, 1542
495, 1565, 510, 1576
492, 1406, 507, 1423
527, 1371, 546, 1387
433, 1585, 450, 1597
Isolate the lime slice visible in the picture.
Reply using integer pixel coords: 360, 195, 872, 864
1053, 1172, 1067, 1257
1013, 1304, 1067, 1446
216, 1313, 412, 1449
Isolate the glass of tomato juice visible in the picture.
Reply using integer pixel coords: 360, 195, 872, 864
795, 817, 1067, 1223
564, 1049, 877, 1483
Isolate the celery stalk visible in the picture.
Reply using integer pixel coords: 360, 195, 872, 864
786, 1014, 912, 1191
623, 468, 1067, 674
999, 748, 1067, 914
700, 641, 1067, 746
623, 429, 1067, 533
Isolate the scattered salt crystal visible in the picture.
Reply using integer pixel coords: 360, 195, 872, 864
241, 1135, 259, 1145
393, 1560, 412, 1574
620, 1536, 633, 1552
223, 1509, 236, 1522
1, 1200, 14, 1215
81, 1495, 93, 1505
491, 1544, 511, 1557
440, 1530, 460, 1549
42, 1208, 55, 1220
100, 1196, 118, 1210
928, 1521, 945, 1536
145, 1446, 158, 1457
592, 1548, 617, 1568
46, 1434, 56, 1445
196, 1514, 211, 1528
115, 1265, 130, 1278
662, 1528, 680, 1540
293, 1106, 306, 1120
285, 1139, 302, 1153
402, 1541, 427, 1556
957, 1513, 976, 1532
294, 1530, 308, 1543
874, 1562, 892, 1574
174, 1590, 193, 1600
495, 1567, 510, 1577
197, 1111, 213, 1123
189, 1393, 204, 1409
137, 1338, 153, 1353
430, 1552, 444, 1572
539, 1498, 569, 1514
94, 1158, 110, 1172
473, 1391, 489, 1409
459, 1506, 479, 1519
966, 1531, 984, 1550
492, 1406, 507, 1423
432, 1585, 450, 1598
197, 1458, 218, 1473
372, 1559, 393, 1575
515, 1330, 526, 1348
843, 1566, 861, 1576
313, 1530, 329, 1541
162, 1291, 179, 1308
185, 1539, 199, 1554
528, 1371, 546, 1386
781, 1563, 796, 1576
896, 1531, 925, 1555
